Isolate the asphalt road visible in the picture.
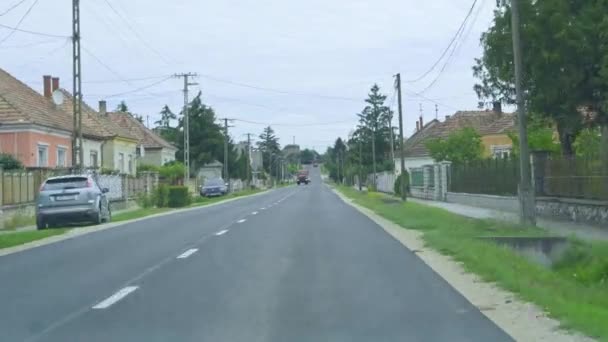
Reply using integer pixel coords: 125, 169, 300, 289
0, 167, 512, 342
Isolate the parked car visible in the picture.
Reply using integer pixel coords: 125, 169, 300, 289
35, 175, 111, 230
200, 178, 228, 197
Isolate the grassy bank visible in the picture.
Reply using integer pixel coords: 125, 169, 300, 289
337, 186, 608, 340
0, 229, 68, 250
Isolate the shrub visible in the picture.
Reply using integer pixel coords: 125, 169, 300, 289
153, 184, 170, 208
0, 153, 23, 170
159, 162, 185, 185
167, 186, 190, 208
136, 192, 154, 209
138, 164, 159, 172
394, 171, 410, 196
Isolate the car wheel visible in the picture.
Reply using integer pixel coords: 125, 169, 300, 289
105, 205, 112, 223
36, 216, 46, 230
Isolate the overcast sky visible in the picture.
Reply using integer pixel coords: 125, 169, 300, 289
1, 0, 495, 152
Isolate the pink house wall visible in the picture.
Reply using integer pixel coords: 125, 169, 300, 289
0, 130, 72, 168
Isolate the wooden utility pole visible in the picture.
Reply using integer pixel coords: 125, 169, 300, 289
395, 73, 407, 200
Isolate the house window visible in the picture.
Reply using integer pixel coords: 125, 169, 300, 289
56, 147, 67, 167
37, 144, 48, 167
118, 153, 125, 173
90, 151, 98, 168
128, 154, 133, 174
491, 145, 511, 159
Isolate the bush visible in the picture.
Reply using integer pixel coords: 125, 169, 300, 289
153, 184, 170, 208
394, 171, 410, 196
136, 192, 154, 209
138, 164, 159, 172
0, 153, 23, 170
167, 186, 190, 208
160, 162, 185, 185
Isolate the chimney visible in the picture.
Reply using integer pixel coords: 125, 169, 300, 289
419, 116, 424, 128
43, 75, 52, 98
445, 115, 451, 121
492, 101, 502, 114
51, 77, 59, 92
416, 121, 420, 131
99, 100, 107, 116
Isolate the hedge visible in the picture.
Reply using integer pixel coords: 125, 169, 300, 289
167, 186, 190, 208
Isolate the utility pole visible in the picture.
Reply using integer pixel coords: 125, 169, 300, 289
510, 0, 536, 225
72, 0, 83, 171
358, 141, 363, 191
246, 133, 252, 186
395, 73, 407, 201
435, 104, 439, 120
174, 72, 197, 182
388, 112, 395, 170
222, 118, 234, 191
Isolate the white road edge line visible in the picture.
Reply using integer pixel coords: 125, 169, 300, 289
215, 229, 229, 236
176, 248, 199, 259
237, 219, 246, 223
92, 286, 139, 309
251, 211, 258, 215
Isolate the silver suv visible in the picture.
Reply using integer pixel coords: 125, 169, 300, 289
36, 175, 111, 230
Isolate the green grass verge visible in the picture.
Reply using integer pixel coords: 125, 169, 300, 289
112, 207, 173, 222
336, 186, 608, 340
0, 229, 69, 249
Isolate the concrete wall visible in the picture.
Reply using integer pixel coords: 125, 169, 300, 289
446, 192, 608, 226
446, 192, 520, 212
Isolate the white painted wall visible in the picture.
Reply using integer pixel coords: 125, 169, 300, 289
394, 157, 435, 175
82, 138, 103, 168
160, 148, 176, 165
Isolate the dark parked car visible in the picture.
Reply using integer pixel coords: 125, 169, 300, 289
200, 178, 228, 197
35, 175, 111, 230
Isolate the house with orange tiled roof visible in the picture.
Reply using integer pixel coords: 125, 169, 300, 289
394, 105, 515, 174
50, 79, 140, 175
107, 111, 177, 167
0, 70, 106, 168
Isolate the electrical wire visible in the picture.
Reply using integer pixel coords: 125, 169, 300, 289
404, 0, 478, 83
101, 0, 172, 65
0, 38, 57, 48
0, 0, 40, 46
0, 0, 27, 16
0, 23, 68, 38
101, 76, 173, 98
231, 118, 353, 127
199, 73, 362, 102
83, 75, 170, 84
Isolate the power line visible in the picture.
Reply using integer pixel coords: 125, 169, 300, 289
0, 23, 68, 38
102, 76, 173, 98
101, 0, 172, 65
232, 118, 353, 127
404, 0, 478, 83
82, 47, 135, 88
404, 89, 458, 111
83, 75, 170, 84
0, 0, 27, 16
0, 38, 57, 48
199, 73, 361, 102
414, 1, 479, 95
0, 0, 41, 46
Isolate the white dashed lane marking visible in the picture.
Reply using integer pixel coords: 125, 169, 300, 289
237, 219, 246, 223
252, 211, 258, 215
214, 229, 229, 236
92, 286, 139, 309
176, 248, 198, 259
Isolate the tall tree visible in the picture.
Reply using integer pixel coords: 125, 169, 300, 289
155, 105, 176, 127
115, 100, 129, 112
256, 126, 281, 175
425, 128, 484, 164
357, 84, 392, 175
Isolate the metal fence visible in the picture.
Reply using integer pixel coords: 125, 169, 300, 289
411, 169, 424, 187
449, 158, 520, 196
542, 156, 608, 200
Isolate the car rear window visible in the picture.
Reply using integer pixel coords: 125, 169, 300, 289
42, 177, 89, 191
204, 179, 224, 187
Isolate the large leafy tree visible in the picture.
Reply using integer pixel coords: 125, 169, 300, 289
473, 0, 608, 156
175, 92, 224, 172
154, 105, 178, 145
425, 127, 483, 164
256, 126, 281, 175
